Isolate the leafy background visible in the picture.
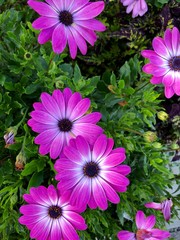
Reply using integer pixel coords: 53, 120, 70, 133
0, 0, 180, 239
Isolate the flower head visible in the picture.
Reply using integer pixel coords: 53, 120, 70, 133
142, 27, 180, 98
117, 210, 170, 240
54, 134, 131, 210
19, 185, 87, 240
28, 0, 106, 58
28, 88, 103, 159
121, 0, 148, 18
157, 111, 169, 121
145, 199, 173, 221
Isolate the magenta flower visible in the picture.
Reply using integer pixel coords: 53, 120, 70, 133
117, 210, 170, 240
28, 88, 103, 159
120, 0, 148, 18
142, 27, 180, 98
145, 199, 173, 221
19, 185, 87, 240
28, 0, 106, 58
54, 134, 131, 210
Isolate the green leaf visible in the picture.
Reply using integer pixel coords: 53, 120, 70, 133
27, 171, 44, 191
21, 160, 38, 176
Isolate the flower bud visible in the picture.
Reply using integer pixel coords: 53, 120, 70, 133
170, 143, 179, 150
152, 142, 162, 149
157, 111, 168, 121
15, 151, 26, 171
143, 131, 157, 143
4, 126, 18, 148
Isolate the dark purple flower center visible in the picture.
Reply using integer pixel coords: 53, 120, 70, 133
59, 10, 73, 26
169, 56, 180, 71
48, 206, 62, 219
83, 162, 100, 177
136, 229, 152, 240
58, 118, 72, 132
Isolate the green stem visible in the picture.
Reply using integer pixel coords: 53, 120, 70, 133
47, 52, 56, 73
120, 127, 144, 136
16, 108, 29, 128
135, 81, 150, 93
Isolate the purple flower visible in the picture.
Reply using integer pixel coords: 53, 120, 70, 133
19, 185, 87, 240
145, 199, 173, 221
4, 130, 15, 147
28, 88, 103, 159
28, 0, 106, 58
142, 27, 180, 98
54, 134, 131, 210
117, 210, 170, 240
120, 0, 148, 18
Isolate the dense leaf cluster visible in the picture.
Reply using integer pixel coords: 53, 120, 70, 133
0, 0, 179, 239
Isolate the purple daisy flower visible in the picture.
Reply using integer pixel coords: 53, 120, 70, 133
54, 134, 131, 210
28, 0, 106, 58
145, 199, 173, 221
19, 185, 87, 240
28, 88, 103, 159
142, 27, 180, 98
120, 0, 148, 18
117, 210, 170, 240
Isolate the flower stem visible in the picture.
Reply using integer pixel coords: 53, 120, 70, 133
120, 127, 144, 136
16, 108, 29, 128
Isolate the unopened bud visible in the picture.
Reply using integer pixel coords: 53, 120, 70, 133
152, 142, 162, 149
108, 85, 116, 94
170, 143, 179, 150
157, 111, 168, 121
15, 151, 26, 171
4, 126, 18, 148
144, 131, 157, 143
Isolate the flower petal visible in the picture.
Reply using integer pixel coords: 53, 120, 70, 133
135, 210, 146, 229
32, 16, 59, 30
76, 19, 106, 32
117, 231, 136, 240
162, 71, 175, 86
69, 98, 90, 121
40, 92, 61, 119
141, 50, 157, 58
52, 23, 67, 54
69, 26, 87, 55
38, 26, 55, 44
63, 211, 87, 230
150, 229, 170, 239
66, 92, 82, 118
92, 134, 108, 162
28, 0, 58, 17
145, 202, 162, 210
172, 27, 180, 56
34, 128, 58, 145
143, 215, 156, 229
92, 178, 108, 210
73, 2, 105, 20
152, 37, 170, 59
52, 89, 66, 119
164, 85, 175, 98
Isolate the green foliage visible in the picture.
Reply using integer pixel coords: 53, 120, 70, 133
0, 0, 179, 239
